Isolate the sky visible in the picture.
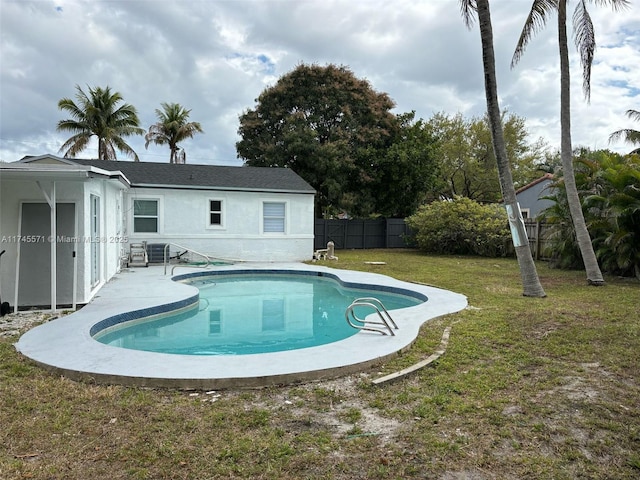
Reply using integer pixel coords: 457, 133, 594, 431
1, 0, 639, 166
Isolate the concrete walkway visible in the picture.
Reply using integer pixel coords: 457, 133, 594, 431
15, 263, 467, 389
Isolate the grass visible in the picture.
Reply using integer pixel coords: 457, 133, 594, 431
1, 249, 639, 479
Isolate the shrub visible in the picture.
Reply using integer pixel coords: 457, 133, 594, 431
406, 196, 510, 257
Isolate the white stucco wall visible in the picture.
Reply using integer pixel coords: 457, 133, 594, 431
124, 187, 315, 262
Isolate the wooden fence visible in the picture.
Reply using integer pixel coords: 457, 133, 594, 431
523, 219, 551, 260
314, 218, 552, 259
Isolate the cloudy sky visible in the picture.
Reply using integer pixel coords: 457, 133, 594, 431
1, 0, 639, 166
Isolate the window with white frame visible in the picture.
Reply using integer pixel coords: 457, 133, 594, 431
133, 199, 159, 233
263, 202, 285, 233
209, 310, 222, 335
209, 199, 223, 227
262, 298, 285, 331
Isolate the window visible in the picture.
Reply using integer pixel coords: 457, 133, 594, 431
263, 202, 285, 233
520, 208, 531, 220
262, 298, 285, 331
209, 310, 222, 335
133, 199, 158, 233
209, 200, 223, 226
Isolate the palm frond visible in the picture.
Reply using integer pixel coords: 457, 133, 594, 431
512, 0, 558, 68
591, 0, 631, 12
625, 109, 640, 122
609, 129, 640, 146
459, 0, 477, 29
59, 133, 91, 158
572, 1, 595, 101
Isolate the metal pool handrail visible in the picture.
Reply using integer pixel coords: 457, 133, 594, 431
345, 297, 399, 336
163, 242, 213, 275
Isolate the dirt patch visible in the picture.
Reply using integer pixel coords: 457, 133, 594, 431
0, 311, 55, 338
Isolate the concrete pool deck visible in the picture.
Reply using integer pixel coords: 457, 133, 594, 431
15, 263, 467, 389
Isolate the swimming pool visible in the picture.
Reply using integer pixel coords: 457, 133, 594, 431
93, 273, 423, 355
15, 264, 467, 388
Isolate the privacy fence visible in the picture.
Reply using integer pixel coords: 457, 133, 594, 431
314, 218, 414, 250
314, 218, 552, 259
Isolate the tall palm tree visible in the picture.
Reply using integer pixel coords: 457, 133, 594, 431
512, 0, 629, 285
145, 102, 203, 164
460, 0, 546, 297
57, 85, 144, 161
609, 109, 640, 154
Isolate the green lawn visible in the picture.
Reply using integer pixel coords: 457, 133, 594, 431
1, 250, 638, 479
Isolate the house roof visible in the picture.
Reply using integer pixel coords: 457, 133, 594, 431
516, 173, 554, 195
19, 155, 315, 194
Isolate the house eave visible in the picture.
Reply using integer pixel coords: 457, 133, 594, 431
130, 183, 315, 195
0, 163, 130, 188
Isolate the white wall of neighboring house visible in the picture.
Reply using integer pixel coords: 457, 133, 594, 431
125, 187, 315, 262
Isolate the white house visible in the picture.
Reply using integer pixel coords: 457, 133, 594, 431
0, 154, 315, 311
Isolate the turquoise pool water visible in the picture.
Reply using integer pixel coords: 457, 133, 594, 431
94, 273, 423, 355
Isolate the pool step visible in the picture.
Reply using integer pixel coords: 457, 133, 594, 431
345, 298, 398, 336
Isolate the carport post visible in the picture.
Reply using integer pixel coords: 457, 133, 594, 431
37, 181, 57, 311
50, 182, 57, 311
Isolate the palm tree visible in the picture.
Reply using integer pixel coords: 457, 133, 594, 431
57, 85, 144, 161
609, 109, 640, 154
460, 0, 546, 297
145, 103, 203, 164
512, 0, 629, 286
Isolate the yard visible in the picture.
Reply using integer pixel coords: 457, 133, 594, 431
1, 250, 639, 479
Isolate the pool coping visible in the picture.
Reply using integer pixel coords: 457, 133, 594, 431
15, 263, 467, 389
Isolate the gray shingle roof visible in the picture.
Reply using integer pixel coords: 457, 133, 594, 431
69, 159, 315, 193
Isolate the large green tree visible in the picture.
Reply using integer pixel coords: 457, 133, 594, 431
57, 85, 144, 161
460, 0, 546, 297
236, 63, 399, 217
426, 112, 546, 202
353, 112, 440, 218
512, 0, 629, 285
609, 109, 640, 154
145, 102, 204, 164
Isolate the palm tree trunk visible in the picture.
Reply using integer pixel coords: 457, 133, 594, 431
558, 0, 604, 286
98, 138, 105, 161
477, 0, 546, 297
